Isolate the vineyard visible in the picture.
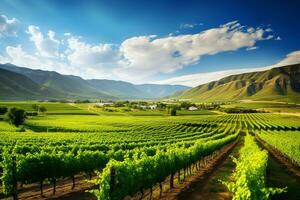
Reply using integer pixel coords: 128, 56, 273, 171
0, 103, 300, 200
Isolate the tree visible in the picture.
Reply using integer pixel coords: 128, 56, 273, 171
180, 102, 191, 110
32, 104, 39, 112
39, 106, 47, 114
0, 106, 8, 115
5, 107, 26, 127
170, 108, 177, 116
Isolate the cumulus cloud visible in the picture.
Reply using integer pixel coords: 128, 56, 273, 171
26, 25, 60, 57
0, 14, 19, 37
0, 54, 10, 63
154, 50, 300, 87
6, 45, 42, 68
66, 37, 121, 69
7, 46, 107, 80
114, 21, 273, 81
0, 21, 282, 84
4, 45, 72, 74
274, 50, 300, 66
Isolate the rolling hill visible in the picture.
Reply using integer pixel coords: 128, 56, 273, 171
0, 68, 62, 101
0, 63, 190, 100
176, 63, 300, 103
0, 64, 116, 100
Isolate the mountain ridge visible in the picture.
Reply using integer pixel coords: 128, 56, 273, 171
0, 68, 64, 100
0, 63, 190, 100
176, 63, 300, 103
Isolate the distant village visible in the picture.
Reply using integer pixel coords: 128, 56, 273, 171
92, 100, 222, 111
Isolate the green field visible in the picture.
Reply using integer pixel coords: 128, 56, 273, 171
222, 100, 300, 113
0, 102, 299, 200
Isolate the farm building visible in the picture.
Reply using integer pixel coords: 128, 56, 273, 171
188, 106, 198, 111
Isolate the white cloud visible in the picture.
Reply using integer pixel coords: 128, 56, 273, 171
3, 45, 106, 79
1, 21, 283, 84
153, 69, 252, 87
275, 36, 281, 41
114, 21, 272, 81
4, 45, 72, 74
26, 25, 60, 58
0, 54, 10, 63
66, 37, 121, 69
265, 28, 272, 32
246, 46, 258, 51
179, 23, 202, 29
6, 45, 42, 68
265, 35, 274, 40
154, 50, 300, 87
0, 14, 19, 37
274, 50, 300, 66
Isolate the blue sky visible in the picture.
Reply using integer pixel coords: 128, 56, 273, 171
0, 0, 299, 86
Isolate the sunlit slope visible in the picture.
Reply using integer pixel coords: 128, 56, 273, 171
177, 63, 300, 103
0, 63, 189, 100
0, 68, 61, 100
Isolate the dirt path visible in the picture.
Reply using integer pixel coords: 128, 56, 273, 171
0, 175, 97, 200
176, 139, 243, 200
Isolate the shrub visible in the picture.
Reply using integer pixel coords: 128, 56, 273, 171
39, 106, 47, 113
32, 104, 39, 111
0, 106, 8, 115
170, 108, 177, 116
222, 107, 260, 113
26, 111, 38, 116
5, 107, 26, 127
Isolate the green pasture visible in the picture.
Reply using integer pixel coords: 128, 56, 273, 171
222, 100, 300, 113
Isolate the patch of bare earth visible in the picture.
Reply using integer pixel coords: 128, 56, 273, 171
2, 175, 97, 200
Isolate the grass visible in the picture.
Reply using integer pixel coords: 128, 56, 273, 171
0, 102, 94, 115
221, 100, 300, 113
0, 101, 300, 199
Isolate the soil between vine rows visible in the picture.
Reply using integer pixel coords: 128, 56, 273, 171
255, 137, 300, 200
175, 138, 243, 200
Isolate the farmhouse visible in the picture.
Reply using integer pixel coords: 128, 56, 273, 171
188, 106, 198, 111
149, 104, 157, 109
95, 102, 114, 107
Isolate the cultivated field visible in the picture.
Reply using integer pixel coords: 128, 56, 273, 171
0, 102, 299, 200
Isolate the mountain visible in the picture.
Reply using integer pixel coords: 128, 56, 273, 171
87, 79, 144, 99
87, 80, 189, 99
0, 68, 61, 100
136, 84, 190, 99
0, 64, 115, 99
176, 63, 300, 103
0, 63, 190, 100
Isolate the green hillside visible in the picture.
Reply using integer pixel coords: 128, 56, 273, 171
87, 79, 146, 99
136, 84, 189, 99
0, 68, 62, 100
177, 63, 300, 103
0, 64, 114, 99
0, 63, 189, 100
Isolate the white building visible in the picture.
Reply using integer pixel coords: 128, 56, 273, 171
95, 102, 114, 107
149, 104, 157, 110
188, 106, 198, 111
139, 105, 148, 109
